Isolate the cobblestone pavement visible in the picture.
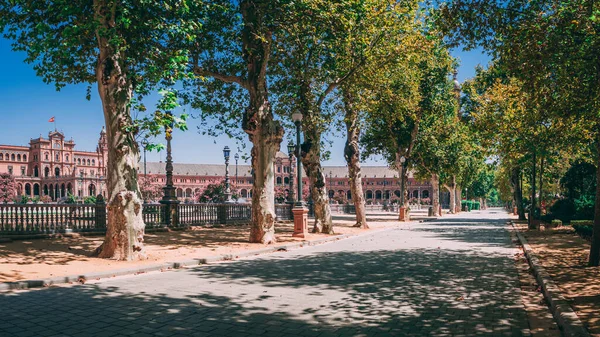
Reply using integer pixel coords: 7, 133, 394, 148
0, 209, 535, 336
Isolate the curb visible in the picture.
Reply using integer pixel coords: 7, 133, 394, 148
511, 222, 591, 337
1, 225, 405, 293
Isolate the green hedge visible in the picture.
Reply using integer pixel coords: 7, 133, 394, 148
461, 200, 480, 211
570, 220, 593, 240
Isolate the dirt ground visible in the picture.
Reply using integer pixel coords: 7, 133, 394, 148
0, 212, 406, 283
515, 222, 600, 337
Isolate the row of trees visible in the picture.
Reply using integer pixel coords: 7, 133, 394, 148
439, 0, 600, 266
0, 0, 493, 260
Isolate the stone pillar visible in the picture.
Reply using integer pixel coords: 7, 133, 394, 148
398, 206, 409, 221
292, 205, 308, 238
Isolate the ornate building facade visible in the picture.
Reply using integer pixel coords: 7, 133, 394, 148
0, 129, 433, 204
0, 129, 108, 200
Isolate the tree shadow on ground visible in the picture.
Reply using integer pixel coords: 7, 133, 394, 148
0, 212, 532, 336
0, 247, 530, 336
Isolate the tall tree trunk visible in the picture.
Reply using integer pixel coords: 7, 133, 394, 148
93, 17, 145, 261
510, 167, 526, 220
343, 90, 367, 229
444, 183, 456, 214
240, 0, 283, 243
539, 156, 545, 214
529, 151, 537, 229
300, 79, 333, 234
431, 174, 440, 216
301, 135, 333, 234
588, 130, 600, 266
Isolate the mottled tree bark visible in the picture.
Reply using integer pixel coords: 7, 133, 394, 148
299, 81, 333, 234
301, 133, 333, 234
94, 1, 146, 260
510, 167, 526, 220
431, 174, 440, 216
343, 91, 367, 229
588, 130, 600, 266
240, 0, 283, 243
444, 180, 456, 214
529, 151, 537, 229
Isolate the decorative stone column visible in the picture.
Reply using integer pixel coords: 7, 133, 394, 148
292, 207, 308, 238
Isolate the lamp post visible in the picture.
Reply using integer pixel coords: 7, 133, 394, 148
223, 146, 233, 202
234, 153, 239, 192
78, 171, 83, 200
160, 112, 180, 226
291, 112, 308, 238
328, 171, 333, 204
287, 143, 295, 203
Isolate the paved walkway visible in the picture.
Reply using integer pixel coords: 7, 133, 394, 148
0, 210, 533, 336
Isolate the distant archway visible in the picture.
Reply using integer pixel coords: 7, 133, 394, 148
346, 190, 352, 200
241, 189, 248, 198
33, 184, 40, 196
422, 190, 429, 199
366, 190, 373, 199
412, 190, 419, 198
375, 190, 382, 200
25, 183, 31, 196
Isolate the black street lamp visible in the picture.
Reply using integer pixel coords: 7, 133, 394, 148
223, 146, 232, 202
160, 112, 180, 225
287, 143, 295, 203
234, 153, 239, 192
329, 171, 332, 203
291, 113, 304, 205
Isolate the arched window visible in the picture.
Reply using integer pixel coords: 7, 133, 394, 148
276, 177, 282, 185
92, 159, 95, 166
346, 190, 352, 200
44, 167, 50, 178
65, 154, 69, 162
33, 184, 40, 196
375, 190, 382, 200
77, 158, 81, 165
284, 177, 289, 184
87, 159, 91, 166
241, 189, 248, 198
22, 155, 27, 162
34, 166, 39, 177
17, 154, 21, 161
176, 188, 183, 198
0, 153, 3, 160
11, 154, 15, 161
394, 190, 401, 197
55, 154, 59, 161
185, 188, 192, 198
55, 167, 60, 177
25, 183, 31, 196
328, 190, 334, 198
89, 184, 96, 197
422, 190, 430, 199
412, 190, 419, 198
45, 152, 49, 160
366, 190, 373, 199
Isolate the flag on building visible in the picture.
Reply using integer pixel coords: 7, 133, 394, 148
48, 117, 55, 123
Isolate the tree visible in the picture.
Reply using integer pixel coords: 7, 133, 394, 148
197, 181, 238, 203
439, 0, 600, 265
0, 1, 195, 260
0, 173, 17, 203
269, 0, 422, 233
139, 177, 163, 203
187, 0, 288, 244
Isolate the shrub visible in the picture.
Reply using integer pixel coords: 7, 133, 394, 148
573, 195, 595, 220
39, 195, 52, 203
461, 200, 481, 211
84, 196, 97, 204
570, 221, 593, 240
550, 219, 562, 227
548, 198, 575, 222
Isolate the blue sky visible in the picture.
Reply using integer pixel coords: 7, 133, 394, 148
0, 37, 490, 166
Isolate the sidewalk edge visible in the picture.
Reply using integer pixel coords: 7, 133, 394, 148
511, 222, 591, 337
